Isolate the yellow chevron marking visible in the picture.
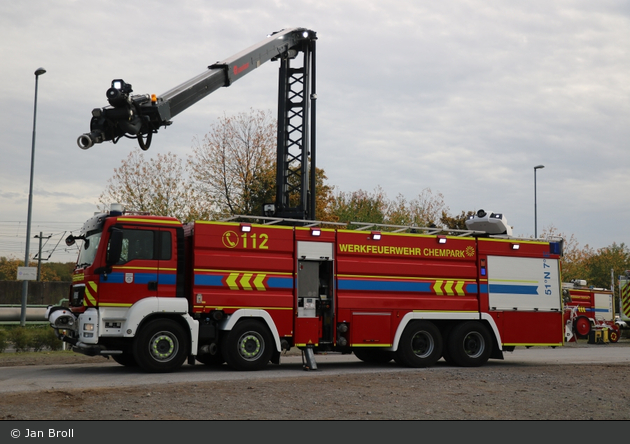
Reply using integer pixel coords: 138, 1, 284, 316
444, 281, 454, 295
84, 281, 98, 305
433, 280, 469, 296
240, 273, 253, 290
455, 281, 465, 296
226, 273, 239, 290
253, 274, 266, 291
433, 280, 444, 295
84, 287, 97, 306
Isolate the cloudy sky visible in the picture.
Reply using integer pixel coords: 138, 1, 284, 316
1, 1, 629, 263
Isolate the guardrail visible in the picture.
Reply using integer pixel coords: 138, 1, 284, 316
0, 299, 68, 325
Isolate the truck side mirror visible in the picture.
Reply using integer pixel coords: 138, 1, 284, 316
65, 235, 76, 247
107, 229, 123, 266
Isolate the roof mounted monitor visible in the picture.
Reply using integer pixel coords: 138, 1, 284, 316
465, 209, 513, 236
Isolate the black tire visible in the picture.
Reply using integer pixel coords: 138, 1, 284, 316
447, 321, 492, 367
394, 321, 442, 368
354, 348, 394, 364
111, 353, 137, 367
196, 348, 225, 366
221, 319, 274, 371
133, 318, 189, 373
440, 324, 455, 365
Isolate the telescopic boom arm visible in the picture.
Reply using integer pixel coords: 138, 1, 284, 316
78, 27, 318, 220
77, 27, 316, 151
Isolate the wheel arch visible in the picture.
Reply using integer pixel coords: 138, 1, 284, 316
121, 297, 199, 355
390, 312, 503, 356
219, 309, 282, 352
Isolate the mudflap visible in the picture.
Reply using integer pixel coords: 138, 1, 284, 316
491, 348, 505, 360
271, 350, 281, 365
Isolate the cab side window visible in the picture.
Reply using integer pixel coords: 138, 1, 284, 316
119, 230, 154, 263
114, 229, 172, 264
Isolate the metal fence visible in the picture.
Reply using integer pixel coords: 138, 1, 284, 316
0, 281, 70, 305
0, 299, 68, 325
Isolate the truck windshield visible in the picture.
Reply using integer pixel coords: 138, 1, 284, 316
77, 231, 102, 268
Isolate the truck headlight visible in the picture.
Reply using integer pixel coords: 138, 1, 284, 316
83, 323, 95, 331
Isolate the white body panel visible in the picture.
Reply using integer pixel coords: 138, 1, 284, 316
593, 292, 613, 322
487, 256, 561, 311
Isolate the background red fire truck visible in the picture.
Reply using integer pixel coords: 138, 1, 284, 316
562, 280, 620, 343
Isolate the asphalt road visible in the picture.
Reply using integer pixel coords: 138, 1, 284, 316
1, 341, 628, 394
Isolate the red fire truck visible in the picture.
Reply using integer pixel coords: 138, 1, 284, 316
48, 29, 565, 372
562, 280, 619, 343
47, 207, 565, 373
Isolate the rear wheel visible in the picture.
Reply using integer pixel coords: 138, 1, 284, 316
394, 321, 442, 368
221, 320, 274, 371
133, 319, 189, 373
354, 348, 394, 364
447, 322, 492, 367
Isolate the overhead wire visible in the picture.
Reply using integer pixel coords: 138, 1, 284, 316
0, 221, 82, 262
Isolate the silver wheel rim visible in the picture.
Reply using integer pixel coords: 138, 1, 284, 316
238, 331, 265, 361
462, 331, 485, 359
149, 331, 179, 363
411, 330, 434, 358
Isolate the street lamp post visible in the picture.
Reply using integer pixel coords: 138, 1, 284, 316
20, 67, 46, 326
534, 164, 544, 238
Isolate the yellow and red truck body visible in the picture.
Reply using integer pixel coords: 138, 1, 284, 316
47, 209, 565, 372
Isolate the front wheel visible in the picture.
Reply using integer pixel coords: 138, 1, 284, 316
447, 321, 492, 367
394, 321, 442, 368
133, 319, 189, 373
111, 352, 137, 367
221, 320, 274, 371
